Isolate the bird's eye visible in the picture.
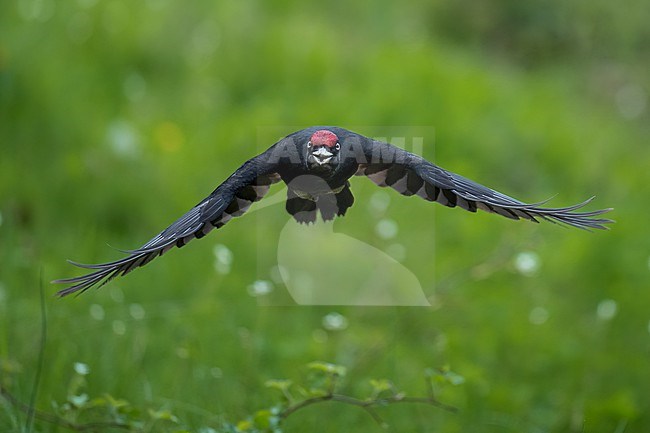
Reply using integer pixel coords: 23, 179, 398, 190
335, 143, 340, 151
307, 141, 312, 148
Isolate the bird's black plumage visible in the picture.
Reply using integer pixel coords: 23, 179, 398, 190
53, 126, 613, 296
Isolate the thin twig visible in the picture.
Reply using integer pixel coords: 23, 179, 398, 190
279, 391, 457, 427
279, 393, 333, 419
423, 373, 459, 413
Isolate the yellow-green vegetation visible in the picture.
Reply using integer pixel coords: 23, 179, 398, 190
1, 1, 648, 432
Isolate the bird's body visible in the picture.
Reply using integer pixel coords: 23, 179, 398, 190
54, 126, 613, 296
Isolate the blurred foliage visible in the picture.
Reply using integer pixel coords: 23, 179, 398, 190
1, 359, 460, 432
428, 0, 650, 67
1, 0, 649, 432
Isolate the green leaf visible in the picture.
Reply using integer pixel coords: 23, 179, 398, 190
87, 396, 108, 408
295, 385, 311, 398
149, 408, 179, 423
103, 393, 130, 410
253, 409, 272, 429
306, 387, 328, 397
236, 419, 252, 431
265, 379, 292, 392
369, 379, 393, 394
307, 361, 347, 377
426, 366, 465, 386
445, 371, 466, 386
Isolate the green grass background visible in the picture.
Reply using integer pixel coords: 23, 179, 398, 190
1, 0, 649, 431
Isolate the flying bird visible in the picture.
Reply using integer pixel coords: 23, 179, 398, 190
54, 126, 613, 296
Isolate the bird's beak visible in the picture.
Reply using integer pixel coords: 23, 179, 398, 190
312, 146, 333, 165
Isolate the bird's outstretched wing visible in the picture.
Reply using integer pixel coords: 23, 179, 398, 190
53, 154, 281, 297
356, 140, 613, 230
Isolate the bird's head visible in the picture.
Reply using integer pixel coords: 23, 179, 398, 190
306, 130, 341, 172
